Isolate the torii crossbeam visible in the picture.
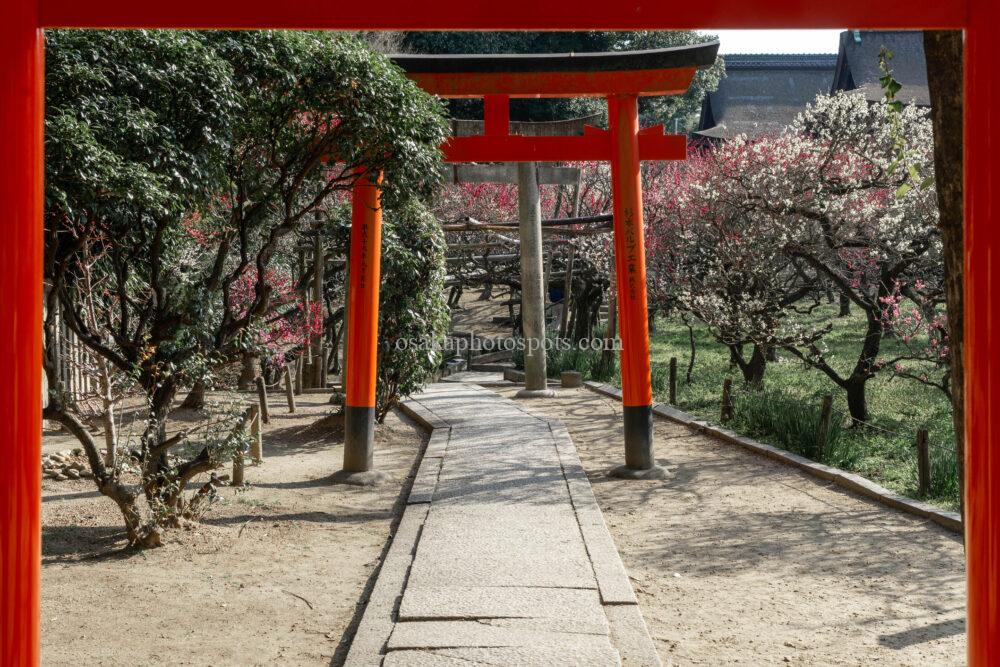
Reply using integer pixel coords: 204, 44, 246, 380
337, 43, 718, 483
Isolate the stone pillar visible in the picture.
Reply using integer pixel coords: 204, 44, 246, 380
516, 161, 554, 399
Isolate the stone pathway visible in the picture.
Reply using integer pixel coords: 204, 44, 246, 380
345, 382, 660, 666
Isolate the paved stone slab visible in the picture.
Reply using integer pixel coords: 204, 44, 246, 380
349, 382, 656, 665
387, 619, 612, 650
384, 645, 622, 667
397, 586, 610, 632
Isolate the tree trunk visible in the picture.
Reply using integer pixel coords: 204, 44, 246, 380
237, 354, 257, 390
730, 343, 767, 386
685, 320, 696, 383
180, 380, 207, 410
838, 293, 851, 317
43, 404, 161, 548
845, 378, 869, 424
924, 29, 965, 529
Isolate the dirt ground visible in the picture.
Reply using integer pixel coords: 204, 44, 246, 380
497, 385, 967, 666
41, 392, 425, 666
449, 288, 520, 339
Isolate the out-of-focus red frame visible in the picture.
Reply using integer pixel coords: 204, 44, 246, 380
1, 2, 996, 665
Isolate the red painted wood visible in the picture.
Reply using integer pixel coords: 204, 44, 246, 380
403, 68, 697, 98
483, 95, 510, 136
608, 94, 653, 408
441, 133, 686, 163
4, 1, 996, 665
36, 0, 966, 30
965, 2, 1000, 663
0, 0, 43, 664
345, 171, 384, 409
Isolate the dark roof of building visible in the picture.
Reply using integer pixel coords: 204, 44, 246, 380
391, 42, 719, 74
831, 30, 929, 106
694, 53, 837, 140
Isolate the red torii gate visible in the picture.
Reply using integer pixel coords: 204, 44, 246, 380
2, 2, 997, 665
338, 45, 717, 483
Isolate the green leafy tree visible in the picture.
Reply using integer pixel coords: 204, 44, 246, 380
44, 30, 240, 547
181, 31, 448, 407
374, 198, 450, 420
42, 30, 447, 547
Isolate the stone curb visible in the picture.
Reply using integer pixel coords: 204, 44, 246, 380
583, 381, 962, 535
548, 419, 638, 606
399, 397, 453, 506
397, 396, 451, 432
343, 504, 430, 667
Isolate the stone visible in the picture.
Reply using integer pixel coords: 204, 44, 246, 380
503, 367, 526, 383
52, 474, 67, 481
399, 587, 608, 633
608, 464, 668, 480
329, 469, 391, 487
560, 370, 584, 388
383, 645, 622, 667
343, 505, 429, 667
66, 469, 81, 480
386, 619, 613, 650
79, 469, 93, 478
515, 388, 557, 399
605, 604, 663, 666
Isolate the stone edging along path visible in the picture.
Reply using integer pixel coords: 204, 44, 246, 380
584, 381, 962, 535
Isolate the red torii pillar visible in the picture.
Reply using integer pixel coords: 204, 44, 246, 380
607, 94, 660, 477
334, 170, 391, 486
0, 0, 43, 661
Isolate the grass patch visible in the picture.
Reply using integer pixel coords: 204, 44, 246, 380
638, 307, 959, 511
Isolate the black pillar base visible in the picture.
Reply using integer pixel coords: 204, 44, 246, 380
609, 404, 665, 480
332, 405, 388, 486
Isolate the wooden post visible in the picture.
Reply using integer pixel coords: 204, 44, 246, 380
916, 428, 931, 496
284, 365, 296, 413
817, 395, 834, 460
255, 376, 270, 424
559, 245, 575, 339
721, 378, 733, 423
340, 255, 350, 392
312, 222, 326, 389
231, 448, 244, 486
249, 403, 263, 463
668, 356, 677, 406
294, 354, 303, 396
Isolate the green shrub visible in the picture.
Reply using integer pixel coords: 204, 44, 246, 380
375, 198, 450, 421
